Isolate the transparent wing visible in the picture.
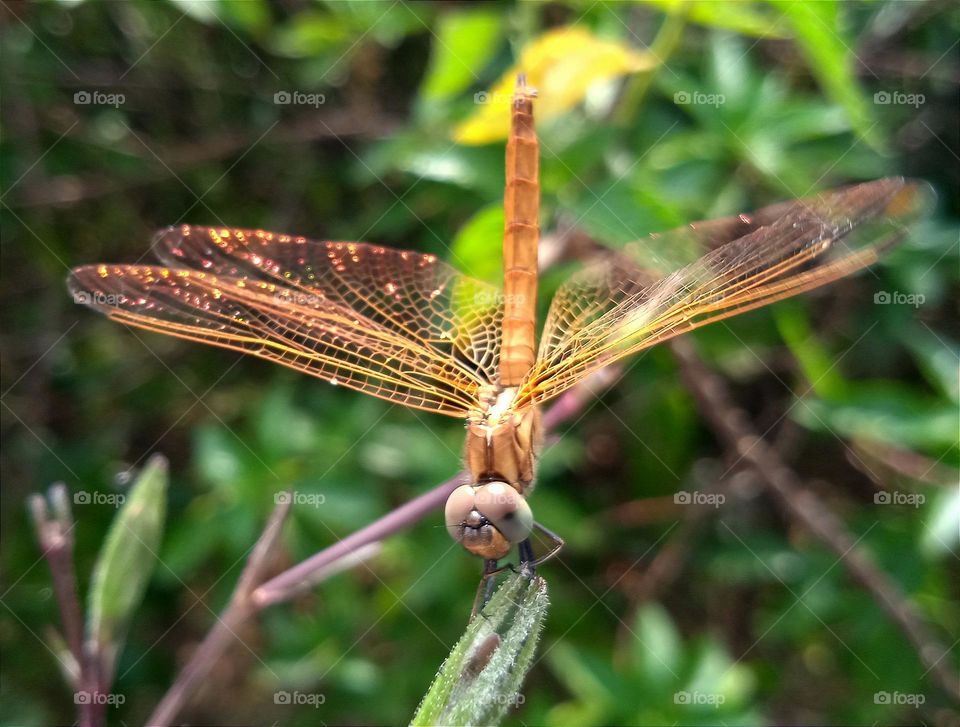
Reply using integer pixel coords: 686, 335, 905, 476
69, 227, 504, 417
515, 178, 929, 409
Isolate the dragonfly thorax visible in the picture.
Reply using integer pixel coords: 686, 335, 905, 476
448, 388, 542, 558
464, 388, 541, 493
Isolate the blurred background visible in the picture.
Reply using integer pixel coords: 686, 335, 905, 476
1, 1, 957, 725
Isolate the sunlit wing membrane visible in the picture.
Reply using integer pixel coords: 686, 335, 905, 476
69, 229, 505, 417
516, 178, 930, 409
608, 183, 913, 278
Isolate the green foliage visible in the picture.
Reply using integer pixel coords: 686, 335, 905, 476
1, 1, 956, 726
412, 570, 549, 726
776, 1, 882, 150
644, 0, 791, 39
419, 9, 503, 103
794, 383, 957, 451
87, 455, 168, 679
451, 203, 505, 285
545, 603, 760, 725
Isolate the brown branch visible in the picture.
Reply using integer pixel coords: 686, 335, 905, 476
146, 495, 294, 727
252, 475, 464, 609
850, 438, 960, 488
669, 337, 960, 702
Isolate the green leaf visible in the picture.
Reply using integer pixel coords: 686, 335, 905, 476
194, 425, 245, 491
774, 301, 848, 400
774, 1, 881, 150
565, 181, 663, 247
543, 640, 617, 710
686, 637, 755, 707
327, 0, 427, 41
632, 602, 682, 686
166, 0, 219, 24
644, 0, 792, 39
411, 570, 549, 726
220, 0, 271, 34
86, 454, 168, 679
752, 100, 851, 144
921, 489, 960, 558
420, 9, 502, 102
257, 384, 318, 457
902, 328, 960, 403
450, 203, 504, 285
792, 383, 958, 451
269, 10, 350, 58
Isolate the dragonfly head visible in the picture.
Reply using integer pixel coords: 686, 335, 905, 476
444, 481, 533, 560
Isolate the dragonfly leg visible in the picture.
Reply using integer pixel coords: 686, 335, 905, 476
528, 521, 564, 567
518, 539, 536, 569
470, 526, 563, 619
470, 558, 500, 620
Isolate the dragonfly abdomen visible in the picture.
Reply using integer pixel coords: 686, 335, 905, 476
501, 75, 540, 387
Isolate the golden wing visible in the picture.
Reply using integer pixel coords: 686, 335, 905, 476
515, 177, 930, 409
69, 226, 504, 417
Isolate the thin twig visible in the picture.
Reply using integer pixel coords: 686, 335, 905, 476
147, 496, 293, 727
670, 337, 960, 702
850, 439, 960, 487
29, 484, 98, 727
253, 475, 466, 608
28, 486, 84, 675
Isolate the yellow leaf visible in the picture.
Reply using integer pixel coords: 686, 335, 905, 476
454, 26, 654, 145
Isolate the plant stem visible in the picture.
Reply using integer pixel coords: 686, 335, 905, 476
253, 474, 466, 608
613, 6, 688, 127
146, 496, 291, 726
670, 337, 960, 702
29, 484, 100, 727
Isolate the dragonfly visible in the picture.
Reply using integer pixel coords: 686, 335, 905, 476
69, 76, 927, 582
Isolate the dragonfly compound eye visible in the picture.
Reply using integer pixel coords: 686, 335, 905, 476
444, 483, 531, 560
473, 482, 533, 545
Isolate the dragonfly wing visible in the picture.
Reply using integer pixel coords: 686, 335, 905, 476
612, 180, 919, 277
516, 178, 930, 409
70, 229, 504, 417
